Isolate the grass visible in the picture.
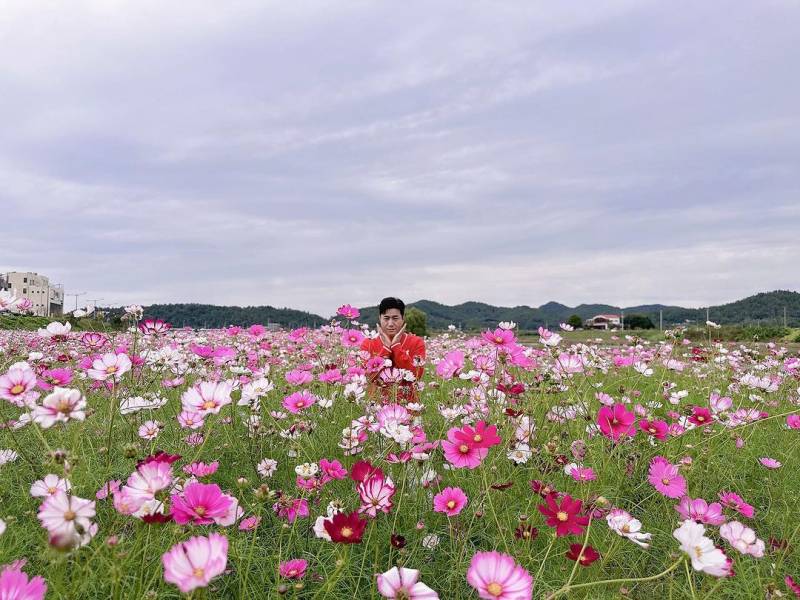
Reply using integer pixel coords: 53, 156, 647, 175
0, 328, 798, 599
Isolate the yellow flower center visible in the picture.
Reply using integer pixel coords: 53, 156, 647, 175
447, 500, 456, 509
661, 478, 670, 485
64, 510, 76, 521
106, 366, 117, 374
473, 434, 482, 442
556, 511, 569, 522
296, 401, 305, 408
195, 506, 206, 516
487, 582, 503, 596
10, 384, 24, 395
341, 527, 353, 538
459, 444, 470, 453
193, 567, 205, 578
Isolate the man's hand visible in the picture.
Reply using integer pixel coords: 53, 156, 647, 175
389, 324, 406, 347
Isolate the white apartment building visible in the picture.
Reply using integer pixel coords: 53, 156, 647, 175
1, 271, 64, 317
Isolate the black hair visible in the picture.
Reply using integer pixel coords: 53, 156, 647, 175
379, 297, 405, 316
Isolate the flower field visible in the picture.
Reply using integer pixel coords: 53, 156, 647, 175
0, 308, 798, 599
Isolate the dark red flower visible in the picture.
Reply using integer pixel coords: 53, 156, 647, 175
142, 512, 173, 524
529, 480, 558, 498
323, 511, 367, 544
137, 450, 181, 468
566, 543, 600, 566
514, 524, 538, 541
537, 494, 590, 537
390, 533, 406, 549
349, 460, 383, 484
490, 481, 514, 491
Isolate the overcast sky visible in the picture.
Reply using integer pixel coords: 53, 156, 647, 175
2, 1, 799, 317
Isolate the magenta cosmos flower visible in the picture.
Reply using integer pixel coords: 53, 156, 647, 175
441, 428, 489, 469
171, 483, 234, 525
759, 457, 782, 469
433, 487, 468, 517
596, 403, 636, 441
377, 566, 439, 599
0, 561, 47, 600
466, 551, 532, 600
639, 418, 669, 440
341, 329, 366, 347
162, 533, 228, 593
537, 494, 590, 537
718, 491, 755, 518
282, 390, 317, 414
647, 456, 687, 498
279, 559, 307, 579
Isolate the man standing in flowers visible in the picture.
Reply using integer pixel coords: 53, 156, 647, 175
360, 297, 425, 403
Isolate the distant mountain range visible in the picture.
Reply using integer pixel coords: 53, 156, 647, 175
125, 290, 800, 330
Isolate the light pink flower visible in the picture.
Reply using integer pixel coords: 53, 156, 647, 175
433, 487, 468, 517
183, 461, 219, 478
32, 387, 86, 428
138, 420, 162, 440
554, 353, 584, 375
466, 550, 533, 600
162, 533, 228, 593
377, 566, 439, 599
759, 457, 782, 469
673, 520, 731, 577
719, 521, 765, 557
87, 352, 131, 382
177, 410, 205, 429
37, 492, 96, 548
181, 381, 233, 416
341, 329, 366, 348
30, 474, 71, 498
0, 367, 39, 407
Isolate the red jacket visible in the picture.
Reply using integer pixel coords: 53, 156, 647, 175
360, 332, 425, 402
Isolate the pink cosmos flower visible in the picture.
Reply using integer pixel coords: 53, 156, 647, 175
481, 328, 516, 349
719, 521, 765, 557
30, 474, 71, 498
358, 476, 396, 517
37, 367, 73, 391
377, 566, 439, 599
435, 351, 465, 380
673, 520, 732, 577
0, 561, 47, 600
433, 487, 468, 517
568, 465, 597, 482
451, 422, 502, 450
639, 419, 669, 440
238, 515, 261, 531
538, 494, 590, 537
0, 367, 39, 407
285, 369, 313, 386
181, 381, 233, 416
759, 457, 782, 469
96, 480, 121, 500
177, 410, 205, 429
283, 390, 317, 414
341, 329, 366, 348
688, 406, 714, 427
138, 420, 162, 440
32, 387, 86, 428
441, 433, 488, 469
37, 492, 96, 547
162, 533, 228, 593
597, 403, 636, 441
170, 483, 234, 525
87, 352, 132, 382
674, 496, 727, 525
319, 458, 347, 483
647, 456, 687, 498
709, 392, 732, 413
466, 551, 533, 600
718, 491, 755, 518
337, 304, 360, 319
80, 332, 108, 351
787, 415, 800, 430
183, 461, 219, 478
279, 559, 307, 579
273, 498, 309, 523
554, 353, 585, 375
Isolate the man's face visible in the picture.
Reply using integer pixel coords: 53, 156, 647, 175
379, 308, 404, 337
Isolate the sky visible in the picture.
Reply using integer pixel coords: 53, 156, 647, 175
2, 0, 799, 317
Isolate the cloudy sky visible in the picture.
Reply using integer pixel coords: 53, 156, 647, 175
2, 1, 799, 317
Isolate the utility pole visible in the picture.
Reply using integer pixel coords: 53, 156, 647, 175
65, 292, 86, 312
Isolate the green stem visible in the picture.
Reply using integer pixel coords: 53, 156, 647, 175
685, 558, 697, 600
546, 557, 684, 599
